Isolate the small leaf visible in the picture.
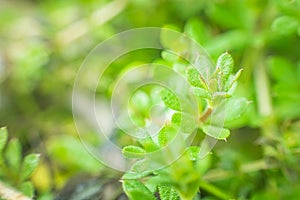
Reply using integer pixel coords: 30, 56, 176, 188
122, 170, 153, 180
192, 87, 211, 99
0, 127, 8, 153
123, 180, 156, 200
21, 153, 40, 181
20, 181, 34, 198
122, 145, 146, 159
186, 67, 203, 88
202, 125, 230, 140
158, 126, 178, 147
187, 146, 200, 161
158, 184, 179, 200
212, 97, 249, 123
208, 79, 218, 93
171, 113, 197, 134
272, 16, 299, 35
226, 68, 243, 91
182, 115, 198, 134
217, 52, 234, 84
171, 113, 181, 126
139, 137, 159, 152
5, 139, 22, 171
131, 159, 149, 172
158, 127, 168, 147
213, 92, 231, 99
160, 89, 180, 111
161, 50, 180, 63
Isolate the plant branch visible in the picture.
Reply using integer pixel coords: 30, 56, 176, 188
199, 181, 232, 200
0, 181, 31, 200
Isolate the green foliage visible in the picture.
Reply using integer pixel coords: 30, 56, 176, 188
122, 145, 146, 159
216, 52, 234, 86
20, 181, 35, 198
160, 89, 181, 111
0, 127, 39, 198
158, 184, 179, 200
212, 97, 249, 124
122, 180, 156, 200
47, 135, 101, 173
5, 139, 22, 172
186, 67, 204, 88
122, 46, 245, 199
201, 125, 230, 141
0, 128, 8, 153
20, 154, 40, 181
1, 0, 300, 199
271, 16, 299, 35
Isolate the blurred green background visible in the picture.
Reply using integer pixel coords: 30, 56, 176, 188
0, 0, 300, 199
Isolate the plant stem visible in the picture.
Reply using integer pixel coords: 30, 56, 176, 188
199, 107, 212, 122
199, 181, 232, 200
253, 54, 278, 138
0, 181, 31, 200
254, 60, 273, 118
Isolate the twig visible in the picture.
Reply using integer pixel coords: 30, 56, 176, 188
199, 107, 212, 122
0, 181, 31, 200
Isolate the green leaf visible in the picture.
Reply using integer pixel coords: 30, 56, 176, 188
226, 68, 243, 91
160, 89, 180, 111
171, 112, 181, 126
0, 127, 8, 153
47, 135, 101, 173
194, 151, 211, 175
131, 159, 149, 172
161, 50, 180, 63
192, 87, 211, 99
131, 90, 150, 113
217, 52, 234, 84
158, 184, 179, 200
20, 181, 34, 198
158, 127, 168, 147
122, 170, 153, 180
158, 126, 178, 147
208, 79, 218, 93
5, 139, 22, 171
268, 56, 298, 84
272, 16, 299, 35
123, 180, 156, 200
139, 137, 159, 152
201, 125, 230, 140
213, 97, 249, 124
186, 67, 204, 88
20, 153, 40, 181
171, 113, 197, 134
187, 146, 200, 161
212, 92, 231, 105
122, 145, 146, 159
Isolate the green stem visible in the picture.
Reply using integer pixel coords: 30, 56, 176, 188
254, 60, 273, 118
199, 181, 232, 200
